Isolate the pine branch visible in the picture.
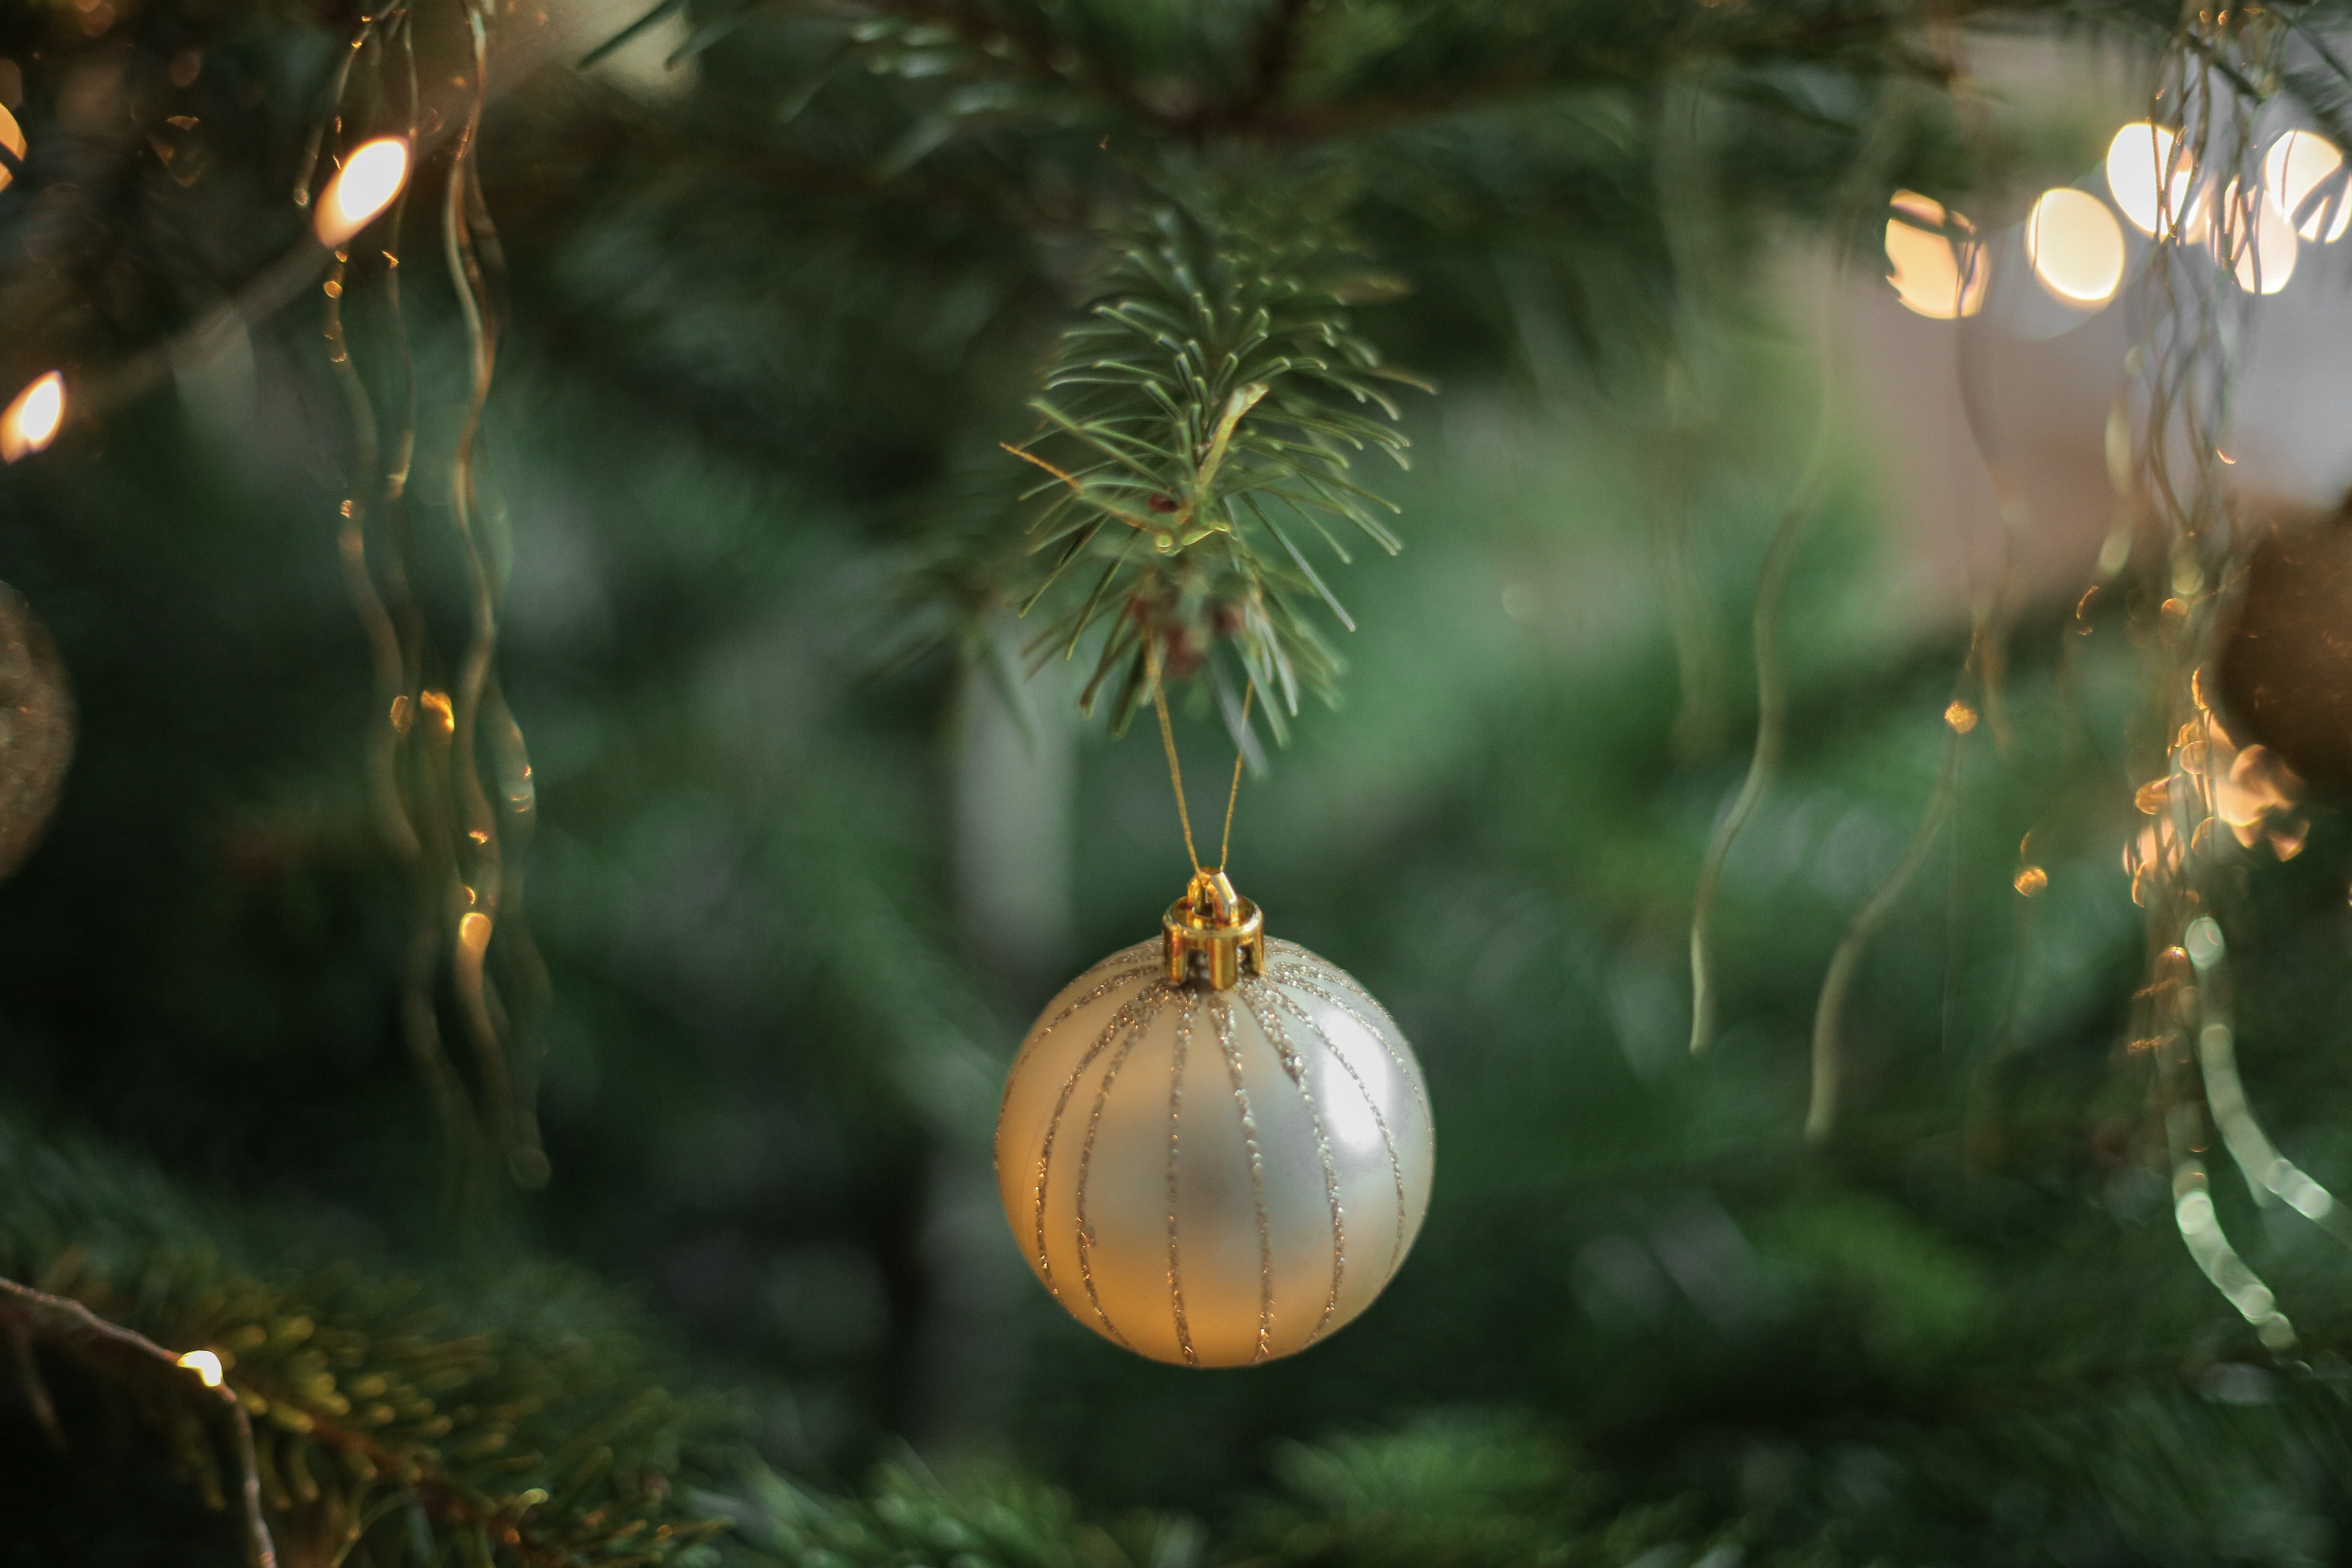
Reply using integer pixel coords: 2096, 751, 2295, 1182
1227, 1413, 1738, 1568
1236, 0, 1316, 127
0, 1114, 733, 1567
708, 1455, 1185, 1568
813, 0, 2167, 147
0, 1275, 279, 1567
1009, 200, 1425, 737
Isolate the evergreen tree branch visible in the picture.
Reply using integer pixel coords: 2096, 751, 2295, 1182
1008, 198, 1424, 733
0, 1274, 278, 1568
0, 1116, 732, 1567
712, 1454, 1183, 1568
823, 0, 2187, 147
848, 0, 1157, 126
1239, 0, 1316, 126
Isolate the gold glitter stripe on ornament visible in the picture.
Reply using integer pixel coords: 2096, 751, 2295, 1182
1266, 984, 1408, 1278
1166, 989, 1199, 1368
1145, 650, 1256, 882
1031, 988, 1166, 1310
1071, 942, 1160, 986
1212, 993, 1275, 1363
1269, 964, 1431, 1144
997, 962, 1156, 1120
1240, 981, 1346, 1343
1272, 942, 1412, 1043
1076, 988, 1166, 1350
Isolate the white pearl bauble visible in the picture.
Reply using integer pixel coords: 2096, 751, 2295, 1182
996, 938, 1434, 1367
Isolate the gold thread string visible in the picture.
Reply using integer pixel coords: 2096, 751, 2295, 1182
1218, 681, 1254, 871
1149, 645, 1257, 879
1147, 640, 1203, 874
441, 0, 544, 1191
1806, 692, 1965, 1143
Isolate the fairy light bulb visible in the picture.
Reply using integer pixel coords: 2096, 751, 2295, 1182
1883, 190, 1987, 320
2106, 122, 2198, 237
176, 1349, 224, 1387
2262, 129, 2351, 243
2026, 187, 2126, 306
0, 103, 24, 196
1, 372, 65, 463
314, 136, 410, 247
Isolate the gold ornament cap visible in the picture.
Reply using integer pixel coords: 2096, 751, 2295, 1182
1163, 868, 1265, 991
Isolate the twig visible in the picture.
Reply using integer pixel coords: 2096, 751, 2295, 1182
857, 0, 1156, 125
6, 1314, 64, 1451
1237, 0, 1314, 122
1684, 254, 1847, 1054
1806, 721, 1962, 1144
1686, 82, 1907, 1059
0, 1276, 277, 1568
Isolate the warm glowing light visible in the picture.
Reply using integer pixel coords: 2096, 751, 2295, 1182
2214, 179, 2298, 295
0, 103, 24, 196
2025, 187, 2126, 305
2262, 129, 2351, 242
459, 911, 492, 953
1883, 191, 1987, 319
0, 372, 65, 463
2214, 736, 2303, 850
314, 136, 410, 247
2123, 716, 2305, 905
2105, 122, 2199, 237
177, 1350, 224, 1387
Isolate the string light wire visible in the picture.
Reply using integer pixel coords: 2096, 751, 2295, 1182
0, 1277, 276, 1568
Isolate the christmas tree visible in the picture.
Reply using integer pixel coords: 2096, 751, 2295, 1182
4, 0, 2352, 1562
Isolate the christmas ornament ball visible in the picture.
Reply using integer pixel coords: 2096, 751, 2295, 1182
2219, 508, 2352, 793
996, 874, 1433, 1368
0, 581, 71, 879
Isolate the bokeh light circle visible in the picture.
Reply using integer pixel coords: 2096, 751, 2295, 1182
2262, 129, 2350, 243
2027, 187, 2126, 305
1883, 191, 1987, 320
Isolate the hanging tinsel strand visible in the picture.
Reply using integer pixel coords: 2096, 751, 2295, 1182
445, 0, 552, 1191
1686, 97, 1911, 1074
317, 0, 549, 1204
2121, 12, 2341, 1351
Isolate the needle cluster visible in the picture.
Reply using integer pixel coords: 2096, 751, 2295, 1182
1014, 203, 1424, 739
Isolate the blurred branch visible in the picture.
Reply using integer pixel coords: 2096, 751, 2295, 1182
0, 1275, 278, 1568
0, 1118, 731, 1567
854, 0, 1158, 124
76, 0, 579, 434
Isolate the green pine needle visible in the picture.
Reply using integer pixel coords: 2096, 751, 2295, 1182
1009, 201, 1427, 738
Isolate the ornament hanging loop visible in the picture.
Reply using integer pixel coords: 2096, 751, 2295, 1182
1147, 633, 1263, 988
1164, 867, 1265, 990
1146, 635, 1255, 877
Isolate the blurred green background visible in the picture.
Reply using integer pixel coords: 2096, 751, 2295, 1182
9, 2, 2352, 1563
